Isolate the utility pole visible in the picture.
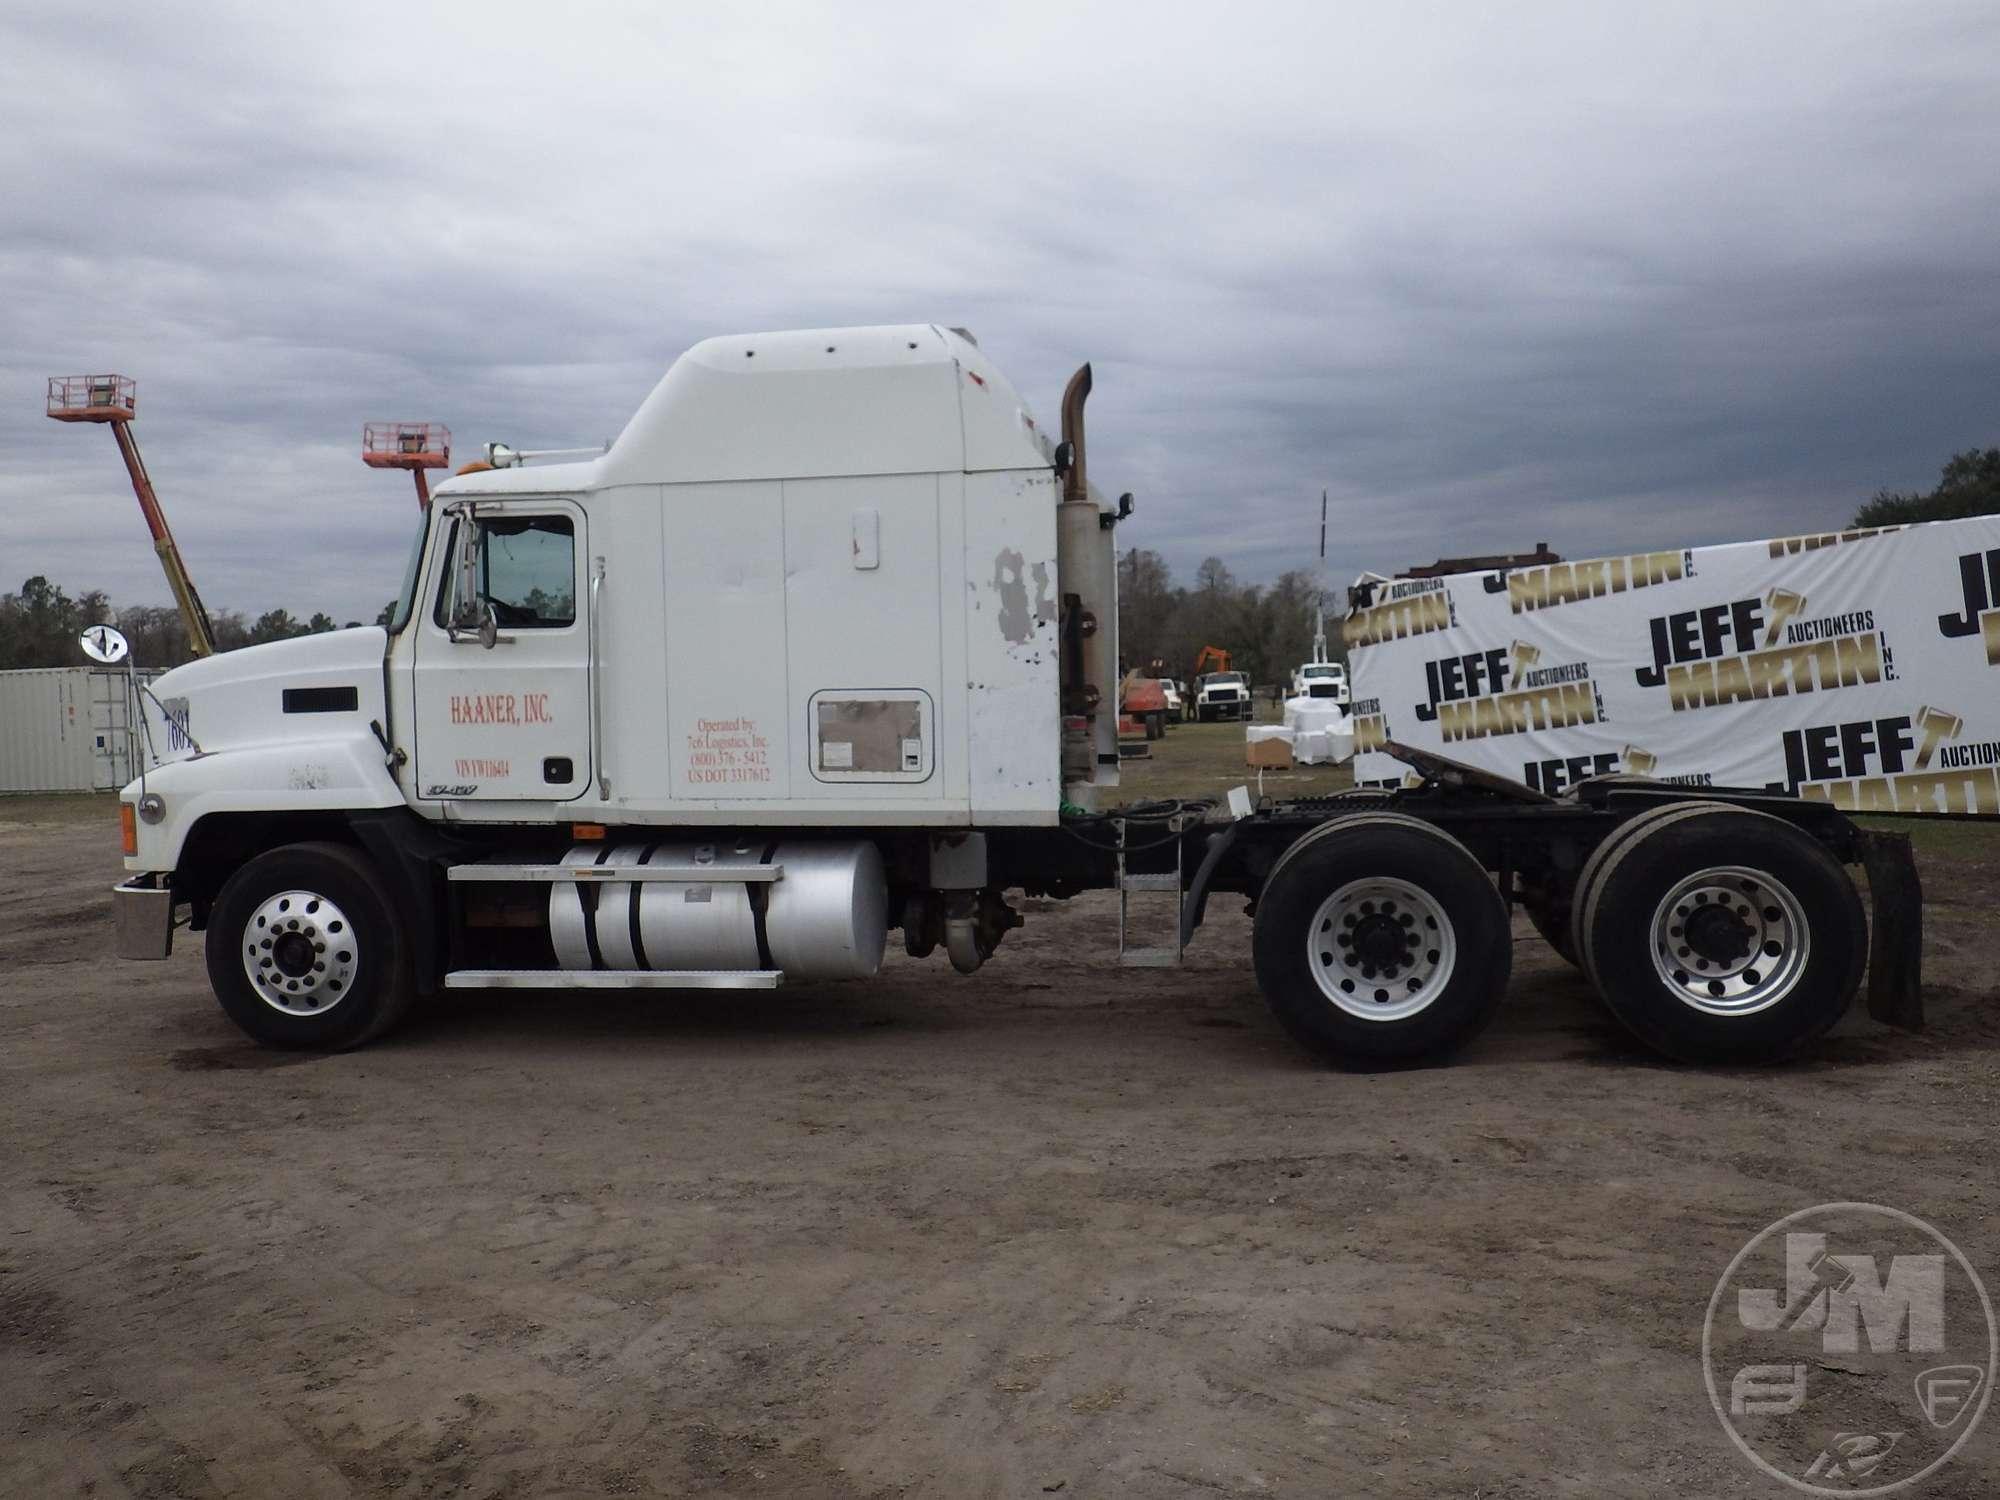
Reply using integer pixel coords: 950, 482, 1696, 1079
1310, 489, 1330, 664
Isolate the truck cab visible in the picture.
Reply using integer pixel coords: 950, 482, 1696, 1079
112, 326, 1125, 1047
1193, 671, 1252, 722
1290, 660, 1349, 706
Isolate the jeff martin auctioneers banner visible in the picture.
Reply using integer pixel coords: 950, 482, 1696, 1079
1345, 515, 2000, 815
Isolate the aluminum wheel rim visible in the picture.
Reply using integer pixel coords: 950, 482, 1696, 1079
1648, 865, 1808, 1017
1308, 877, 1456, 1021
240, 889, 357, 1018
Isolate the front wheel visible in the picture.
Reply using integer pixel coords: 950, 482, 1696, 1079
1252, 813, 1511, 1066
205, 841, 416, 1050
1577, 808, 1864, 1063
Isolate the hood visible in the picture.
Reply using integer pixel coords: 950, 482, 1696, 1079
144, 627, 388, 763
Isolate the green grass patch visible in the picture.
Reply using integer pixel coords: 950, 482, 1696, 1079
1110, 711, 1354, 808
1851, 814, 2000, 865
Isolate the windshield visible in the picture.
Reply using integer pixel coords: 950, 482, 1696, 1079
385, 508, 433, 635
1209, 672, 1247, 685
1302, 664, 1342, 677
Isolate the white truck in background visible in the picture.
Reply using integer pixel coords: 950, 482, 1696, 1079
1193, 671, 1253, 722
102, 324, 1926, 1069
1290, 660, 1349, 707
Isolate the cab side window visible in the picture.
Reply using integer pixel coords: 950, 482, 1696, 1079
435, 516, 577, 629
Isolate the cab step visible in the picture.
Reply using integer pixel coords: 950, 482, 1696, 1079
446, 863, 783, 884
444, 969, 783, 989
1116, 814, 1186, 967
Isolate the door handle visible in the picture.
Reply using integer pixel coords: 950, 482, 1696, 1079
590, 557, 609, 799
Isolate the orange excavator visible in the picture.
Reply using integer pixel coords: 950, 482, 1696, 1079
1192, 645, 1232, 678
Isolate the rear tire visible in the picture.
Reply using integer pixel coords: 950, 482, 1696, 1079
1570, 800, 1730, 990
205, 841, 416, 1050
1253, 813, 1511, 1066
1577, 808, 1864, 1064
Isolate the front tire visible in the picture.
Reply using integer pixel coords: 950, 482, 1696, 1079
1577, 808, 1864, 1063
205, 841, 416, 1050
1253, 813, 1511, 1066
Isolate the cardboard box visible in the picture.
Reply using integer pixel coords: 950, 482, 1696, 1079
1246, 733, 1295, 769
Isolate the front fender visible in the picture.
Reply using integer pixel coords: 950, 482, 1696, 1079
124, 734, 407, 874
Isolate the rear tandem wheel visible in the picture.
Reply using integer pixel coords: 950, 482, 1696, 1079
1574, 805, 1865, 1063
1252, 813, 1511, 1066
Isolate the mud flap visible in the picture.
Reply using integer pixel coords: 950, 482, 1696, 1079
1859, 830, 1923, 1030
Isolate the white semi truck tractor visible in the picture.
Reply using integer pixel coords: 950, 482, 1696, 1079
105, 325, 1926, 1067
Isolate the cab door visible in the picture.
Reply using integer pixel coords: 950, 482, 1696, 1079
412, 500, 592, 801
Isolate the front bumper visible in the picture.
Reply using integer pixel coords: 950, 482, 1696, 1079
112, 875, 175, 960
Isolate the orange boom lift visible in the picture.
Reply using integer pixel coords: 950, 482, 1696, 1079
47, 374, 217, 657
362, 421, 451, 508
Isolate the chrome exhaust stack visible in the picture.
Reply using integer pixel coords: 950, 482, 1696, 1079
1055, 361, 1121, 803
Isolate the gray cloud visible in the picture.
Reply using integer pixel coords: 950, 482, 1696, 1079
4, 1, 1998, 624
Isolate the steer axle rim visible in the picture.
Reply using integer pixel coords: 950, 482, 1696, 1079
240, 888, 358, 1018
1647, 864, 1809, 1017
1308, 876, 1457, 1022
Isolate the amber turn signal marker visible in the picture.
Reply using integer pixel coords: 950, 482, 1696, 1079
571, 823, 607, 840
119, 801, 138, 856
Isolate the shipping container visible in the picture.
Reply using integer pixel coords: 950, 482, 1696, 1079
0, 667, 158, 794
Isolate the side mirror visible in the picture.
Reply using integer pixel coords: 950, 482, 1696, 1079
443, 510, 501, 648
79, 624, 130, 664
451, 512, 484, 631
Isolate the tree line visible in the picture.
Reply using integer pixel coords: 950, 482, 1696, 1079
1118, 551, 1334, 689
1851, 447, 2000, 528
0, 575, 372, 672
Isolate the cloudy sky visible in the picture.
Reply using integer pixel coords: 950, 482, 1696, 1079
4, 2, 1998, 624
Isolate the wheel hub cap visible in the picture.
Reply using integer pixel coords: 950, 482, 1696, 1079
240, 889, 358, 1018
1683, 903, 1754, 964
1648, 865, 1809, 1017
1308, 877, 1457, 1021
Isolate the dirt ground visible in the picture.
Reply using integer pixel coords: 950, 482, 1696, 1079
3, 742, 1997, 1498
